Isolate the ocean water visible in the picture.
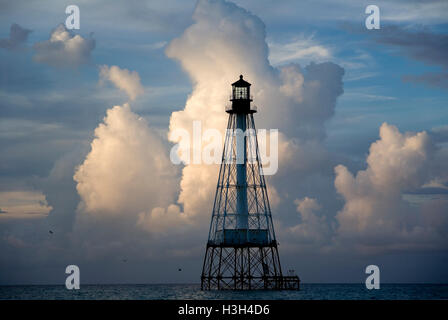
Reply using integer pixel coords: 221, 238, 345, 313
0, 284, 447, 300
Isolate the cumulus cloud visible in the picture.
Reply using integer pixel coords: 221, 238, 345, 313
163, 0, 344, 231
73, 64, 184, 237
0, 23, 31, 50
99, 65, 145, 101
74, 103, 178, 221
33, 24, 95, 67
334, 123, 448, 252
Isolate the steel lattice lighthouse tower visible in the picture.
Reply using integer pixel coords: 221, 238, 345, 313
201, 75, 300, 290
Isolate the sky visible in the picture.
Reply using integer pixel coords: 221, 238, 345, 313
0, 0, 448, 285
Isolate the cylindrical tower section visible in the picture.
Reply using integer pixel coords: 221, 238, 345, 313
236, 113, 248, 229
228, 75, 254, 231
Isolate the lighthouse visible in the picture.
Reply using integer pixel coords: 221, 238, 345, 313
200, 75, 300, 290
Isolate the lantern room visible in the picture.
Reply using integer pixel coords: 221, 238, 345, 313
228, 75, 255, 114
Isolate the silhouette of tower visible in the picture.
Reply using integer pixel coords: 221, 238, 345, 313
201, 75, 300, 290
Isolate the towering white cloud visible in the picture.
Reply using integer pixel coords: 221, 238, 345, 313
164, 0, 344, 230
74, 103, 178, 220
74, 64, 178, 236
334, 123, 448, 251
33, 24, 95, 67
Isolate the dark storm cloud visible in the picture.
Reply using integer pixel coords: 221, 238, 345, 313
403, 72, 448, 90
374, 25, 448, 68
0, 23, 31, 50
342, 23, 448, 89
373, 25, 448, 90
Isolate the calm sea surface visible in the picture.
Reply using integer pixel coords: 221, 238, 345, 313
1, 284, 447, 300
